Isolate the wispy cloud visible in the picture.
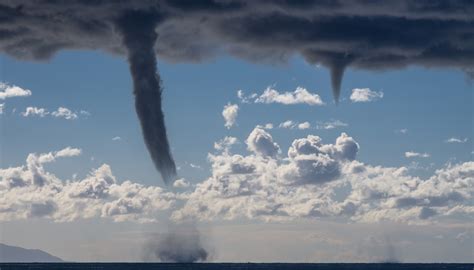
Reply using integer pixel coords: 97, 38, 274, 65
278, 120, 311, 130
239, 87, 324, 106
395, 128, 408, 134
405, 151, 430, 158
21, 106, 86, 120
350, 88, 383, 103
112, 136, 121, 141
316, 120, 348, 130
22, 106, 49, 117
52, 107, 78, 120
445, 137, 468, 143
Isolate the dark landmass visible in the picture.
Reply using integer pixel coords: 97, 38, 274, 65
0, 243, 62, 263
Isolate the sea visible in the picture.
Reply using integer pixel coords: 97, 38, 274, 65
0, 263, 473, 270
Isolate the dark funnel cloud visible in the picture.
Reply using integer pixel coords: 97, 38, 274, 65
116, 11, 176, 185
1, 0, 473, 170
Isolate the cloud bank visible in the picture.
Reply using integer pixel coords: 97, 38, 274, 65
0, 147, 175, 222
174, 128, 473, 224
1, 130, 472, 225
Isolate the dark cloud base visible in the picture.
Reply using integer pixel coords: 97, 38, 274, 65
1, 0, 473, 182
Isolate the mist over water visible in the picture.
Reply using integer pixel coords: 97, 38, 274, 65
143, 223, 208, 262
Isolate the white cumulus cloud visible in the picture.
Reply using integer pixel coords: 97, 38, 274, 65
172, 129, 473, 224
0, 82, 32, 100
297, 122, 311, 130
52, 107, 78, 120
239, 87, 324, 106
222, 103, 239, 129
173, 178, 191, 189
246, 127, 280, 157
0, 148, 174, 222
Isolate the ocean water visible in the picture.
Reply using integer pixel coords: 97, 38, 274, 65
0, 263, 473, 270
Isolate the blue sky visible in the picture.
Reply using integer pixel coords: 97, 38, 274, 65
1, 50, 472, 185
0, 50, 473, 262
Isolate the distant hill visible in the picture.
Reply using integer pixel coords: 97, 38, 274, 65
0, 243, 63, 262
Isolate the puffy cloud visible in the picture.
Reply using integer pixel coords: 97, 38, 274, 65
297, 122, 311, 130
0, 82, 32, 100
0, 148, 175, 222
214, 136, 238, 152
350, 88, 384, 103
254, 87, 324, 106
222, 103, 238, 129
316, 120, 348, 130
405, 151, 430, 158
263, 123, 273, 129
246, 127, 280, 157
280, 133, 359, 185
278, 120, 311, 130
347, 161, 474, 223
445, 137, 468, 143
279, 120, 295, 129
112, 136, 122, 141
51, 107, 78, 120
22, 106, 49, 117
173, 178, 191, 189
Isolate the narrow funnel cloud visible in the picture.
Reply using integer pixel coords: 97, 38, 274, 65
330, 64, 345, 104
116, 11, 177, 185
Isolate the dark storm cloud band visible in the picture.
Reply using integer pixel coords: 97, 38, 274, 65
1, 0, 473, 182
